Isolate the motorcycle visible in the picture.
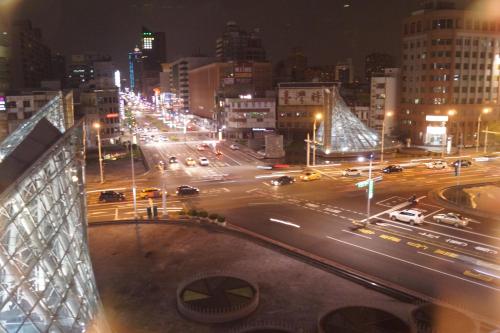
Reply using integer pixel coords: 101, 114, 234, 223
408, 195, 419, 204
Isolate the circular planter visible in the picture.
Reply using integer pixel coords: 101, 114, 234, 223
177, 271, 259, 323
318, 306, 410, 333
410, 304, 478, 333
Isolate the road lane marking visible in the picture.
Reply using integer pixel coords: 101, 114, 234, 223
418, 251, 455, 263
380, 234, 401, 243
407, 242, 428, 250
377, 222, 413, 231
306, 203, 320, 208
342, 229, 372, 239
246, 188, 258, 193
434, 249, 459, 258
325, 236, 500, 292
269, 218, 300, 229
424, 208, 444, 217
376, 216, 500, 249
87, 187, 126, 194
325, 208, 341, 214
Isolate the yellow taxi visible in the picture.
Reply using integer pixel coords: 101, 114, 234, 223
138, 187, 163, 199
185, 157, 196, 167
299, 170, 321, 181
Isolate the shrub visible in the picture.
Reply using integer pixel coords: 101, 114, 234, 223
217, 215, 226, 222
188, 209, 198, 216
198, 211, 208, 218
209, 213, 218, 220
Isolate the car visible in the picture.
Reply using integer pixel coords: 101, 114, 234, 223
272, 164, 290, 169
196, 144, 205, 151
169, 156, 178, 164
473, 154, 498, 162
382, 165, 403, 173
271, 176, 295, 186
389, 209, 424, 225
299, 170, 321, 181
342, 168, 362, 176
185, 157, 196, 166
452, 159, 472, 167
138, 188, 163, 199
230, 144, 240, 150
198, 157, 209, 166
99, 191, 125, 202
257, 164, 273, 170
425, 160, 447, 169
433, 212, 469, 228
176, 185, 200, 196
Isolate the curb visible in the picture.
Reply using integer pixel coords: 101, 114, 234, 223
430, 181, 500, 223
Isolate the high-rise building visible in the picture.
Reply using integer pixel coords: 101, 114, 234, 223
274, 47, 308, 83
216, 21, 266, 62
8, 20, 51, 90
0, 94, 105, 332
67, 53, 111, 89
128, 47, 143, 93
335, 58, 354, 84
169, 57, 215, 112
80, 88, 121, 146
370, 68, 400, 136
399, 0, 500, 146
49, 53, 66, 86
364, 53, 395, 81
189, 61, 273, 120
139, 27, 166, 99
0, 31, 9, 94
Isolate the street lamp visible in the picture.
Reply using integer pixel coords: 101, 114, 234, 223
313, 113, 323, 166
442, 109, 456, 158
380, 111, 393, 163
476, 107, 491, 152
93, 122, 104, 183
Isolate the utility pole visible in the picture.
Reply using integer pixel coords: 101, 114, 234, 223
130, 137, 138, 219
484, 125, 489, 154
365, 154, 373, 227
306, 133, 310, 167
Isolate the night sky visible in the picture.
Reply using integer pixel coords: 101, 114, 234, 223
4, 0, 422, 76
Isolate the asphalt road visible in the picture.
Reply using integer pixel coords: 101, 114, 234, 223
87, 108, 500, 325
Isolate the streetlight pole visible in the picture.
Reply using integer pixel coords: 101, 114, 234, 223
478, 108, 490, 153
130, 137, 138, 219
380, 111, 393, 163
306, 133, 310, 167
484, 125, 489, 154
365, 154, 373, 227
93, 122, 104, 183
312, 113, 322, 166
476, 113, 482, 153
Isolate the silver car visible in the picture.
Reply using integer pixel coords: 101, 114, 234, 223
433, 212, 469, 228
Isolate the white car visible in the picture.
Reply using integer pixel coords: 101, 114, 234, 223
198, 157, 209, 166
230, 144, 240, 150
389, 209, 424, 225
342, 169, 362, 176
425, 160, 447, 169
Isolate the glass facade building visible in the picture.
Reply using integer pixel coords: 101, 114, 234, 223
0, 95, 103, 332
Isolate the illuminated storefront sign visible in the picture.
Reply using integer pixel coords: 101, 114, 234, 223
425, 115, 449, 122
0, 96, 5, 111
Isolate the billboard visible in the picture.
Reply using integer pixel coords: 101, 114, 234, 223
278, 88, 325, 106
0, 96, 5, 111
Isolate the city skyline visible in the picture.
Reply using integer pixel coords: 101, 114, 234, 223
4, 0, 422, 75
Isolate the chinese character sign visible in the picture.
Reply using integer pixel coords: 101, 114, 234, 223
278, 88, 324, 105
